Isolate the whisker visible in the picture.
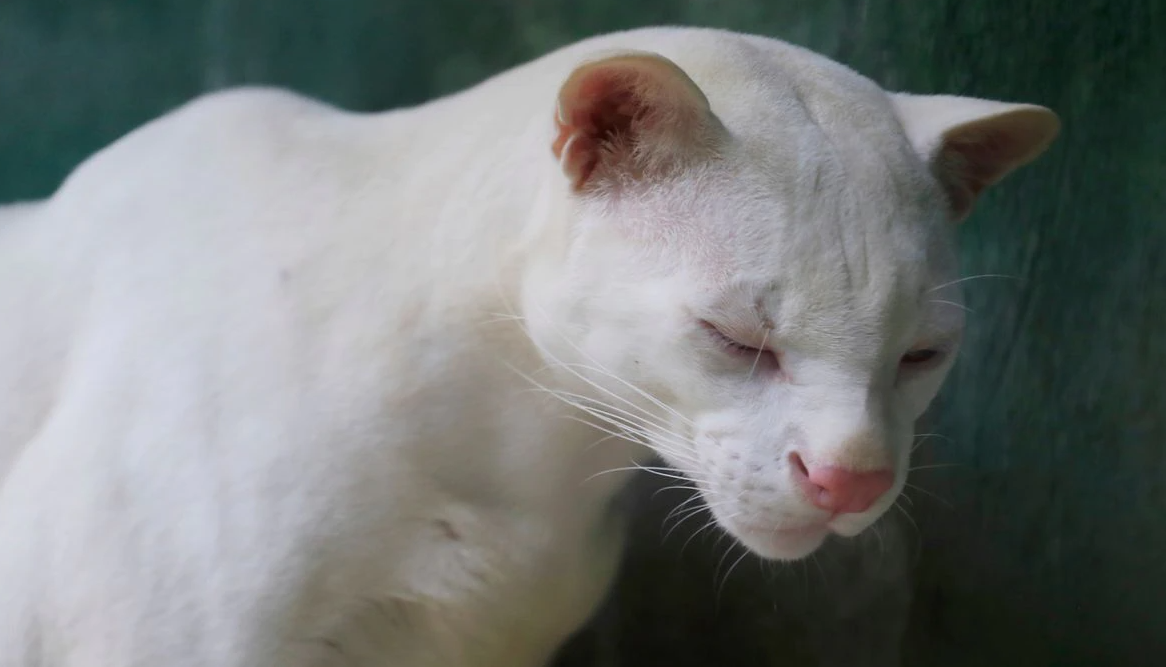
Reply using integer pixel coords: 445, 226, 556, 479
908, 463, 962, 472
531, 364, 696, 458
929, 299, 974, 314
748, 327, 771, 380
871, 521, 886, 557
548, 390, 701, 460
524, 301, 695, 428
809, 553, 827, 587
913, 432, 954, 443
660, 488, 704, 519
497, 301, 711, 487
894, 500, 924, 557
718, 549, 752, 604
712, 517, 738, 557
583, 432, 627, 450
570, 420, 701, 472
662, 504, 703, 536
559, 408, 699, 469
585, 464, 691, 485
631, 463, 694, 483
682, 514, 724, 556
927, 273, 1019, 293
507, 367, 701, 468
560, 415, 649, 449
904, 482, 954, 509
553, 402, 699, 472
558, 361, 696, 428
655, 483, 698, 501
664, 495, 734, 533
714, 532, 739, 578
912, 432, 955, 453
894, 500, 920, 538
479, 312, 527, 327
565, 417, 705, 487
664, 500, 708, 525
488, 287, 704, 479
663, 504, 712, 542
508, 318, 691, 440
522, 380, 679, 436
557, 409, 656, 453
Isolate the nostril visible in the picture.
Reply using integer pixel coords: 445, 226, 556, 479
789, 451, 810, 478
789, 451, 833, 508
790, 456, 894, 514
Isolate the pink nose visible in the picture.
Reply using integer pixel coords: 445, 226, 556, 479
790, 453, 894, 514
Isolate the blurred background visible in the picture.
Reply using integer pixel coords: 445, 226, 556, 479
1, 1, 1162, 665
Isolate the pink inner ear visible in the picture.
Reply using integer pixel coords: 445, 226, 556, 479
938, 131, 1022, 220
936, 140, 998, 220
934, 109, 1059, 221
552, 68, 662, 189
551, 54, 717, 191
553, 133, 600, 189
573, 74, 642, 135
945, 132, 1020, 198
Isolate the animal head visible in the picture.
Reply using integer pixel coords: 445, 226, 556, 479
523, 45, 1059, 560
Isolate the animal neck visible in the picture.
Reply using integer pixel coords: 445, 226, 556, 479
359, 83, 655, 502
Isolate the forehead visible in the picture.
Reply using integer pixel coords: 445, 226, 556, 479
669, 122, 956, 350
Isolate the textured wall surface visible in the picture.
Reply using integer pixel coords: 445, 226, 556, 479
2, 1, 1162, 665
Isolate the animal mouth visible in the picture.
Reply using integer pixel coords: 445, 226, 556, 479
736, 521, 827, 538
728, 519, 831, 561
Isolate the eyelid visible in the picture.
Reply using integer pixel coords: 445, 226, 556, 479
700, 320, 769, 352
908, 336, 961, 356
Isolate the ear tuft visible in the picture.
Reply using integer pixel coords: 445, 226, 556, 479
892, 94, 1061, 221
552, 51, 720, 191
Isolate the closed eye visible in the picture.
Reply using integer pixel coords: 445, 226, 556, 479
699, 320, 780, 371
900, 347, 944, 368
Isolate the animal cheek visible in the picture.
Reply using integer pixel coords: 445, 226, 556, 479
692, 431, 765, 487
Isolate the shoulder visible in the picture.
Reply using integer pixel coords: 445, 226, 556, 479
165, 86, 342, 141
51, 86, 348, 205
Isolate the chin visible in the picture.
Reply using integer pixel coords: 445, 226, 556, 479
729, 522, 831, 561
826, 513, 879, 538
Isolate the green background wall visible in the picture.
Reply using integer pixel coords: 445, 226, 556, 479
2, 1, 1162, 665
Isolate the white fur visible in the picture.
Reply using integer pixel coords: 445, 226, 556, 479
0, 26, 1056, 667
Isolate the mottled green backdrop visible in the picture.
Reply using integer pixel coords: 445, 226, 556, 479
2, 1, 1162, 665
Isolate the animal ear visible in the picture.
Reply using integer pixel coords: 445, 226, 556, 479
552, 51, 721, 191
891, 94, 1061, 222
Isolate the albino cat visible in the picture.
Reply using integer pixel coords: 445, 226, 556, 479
0, 26, 1057, 667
